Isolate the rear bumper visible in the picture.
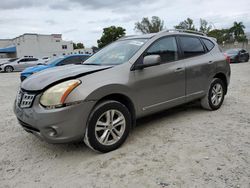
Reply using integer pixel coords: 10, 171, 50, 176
14, 95, 96, 143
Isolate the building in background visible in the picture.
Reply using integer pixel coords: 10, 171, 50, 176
0, 33, 76, 59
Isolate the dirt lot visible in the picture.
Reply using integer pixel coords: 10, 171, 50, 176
0, 63, 250, 188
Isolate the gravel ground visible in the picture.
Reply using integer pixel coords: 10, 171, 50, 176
0, 63, 250, 188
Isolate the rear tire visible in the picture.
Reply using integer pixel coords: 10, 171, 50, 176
5, 66, 14, 73
201, 78, 226, 110
84, 100, 131, 153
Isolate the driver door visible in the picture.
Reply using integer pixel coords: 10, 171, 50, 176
16, 58, 28, 71
132, 36, 186, 116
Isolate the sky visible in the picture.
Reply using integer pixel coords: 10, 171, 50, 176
0, 0, 250, 47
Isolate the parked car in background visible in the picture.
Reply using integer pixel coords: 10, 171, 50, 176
20, 54, 91, 81
14, 30, 230, 153
42, 56, 51, 63
0, 58, 11, 64
0, 57, 44, 73
224, 48, 249, 63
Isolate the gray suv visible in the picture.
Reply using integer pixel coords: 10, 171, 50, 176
14, 30, 231, 153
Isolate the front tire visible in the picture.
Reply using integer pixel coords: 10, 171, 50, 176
201, 78, 226, 110
5, 66, 14, 72
84, 100, 131, 153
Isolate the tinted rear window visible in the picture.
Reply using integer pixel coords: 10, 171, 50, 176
179, 36, 205, 58
202, 38, 215, 51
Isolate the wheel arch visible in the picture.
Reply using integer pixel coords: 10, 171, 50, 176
94, 93, 136, 128
4, 65, 14, 72
213, 72, 228, 94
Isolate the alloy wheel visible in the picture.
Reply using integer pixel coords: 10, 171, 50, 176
5, 66, 13, 72
95, 109, 126, 146
211, 83, 223, 106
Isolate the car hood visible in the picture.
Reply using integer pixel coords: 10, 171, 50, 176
22, 65, 49, 74
21, 64, 112, 91
0, 62, 9, 66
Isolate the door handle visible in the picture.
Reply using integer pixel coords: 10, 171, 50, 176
208, 61, 214, 64
174, 67, 184, 72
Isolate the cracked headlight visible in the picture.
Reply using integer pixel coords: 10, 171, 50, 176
40, 80, 81, 108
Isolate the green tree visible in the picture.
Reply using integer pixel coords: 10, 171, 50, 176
230, 21, 246, 42
199, 19, 212, 34
134, 16, 164, 34
207, 29, 232, 44
174, 18, 196, 31
97, 26, 126, 48
73, 43, 85, 49
91, 46, 99, 53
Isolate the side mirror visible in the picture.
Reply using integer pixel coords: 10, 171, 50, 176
134, 55, 161, 70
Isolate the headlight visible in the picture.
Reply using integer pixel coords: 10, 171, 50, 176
40, 80, 81, 108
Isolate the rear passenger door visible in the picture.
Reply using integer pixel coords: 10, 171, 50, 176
16, 58, 29, 71
26, 58, 39, 67
178, 36, 215, 101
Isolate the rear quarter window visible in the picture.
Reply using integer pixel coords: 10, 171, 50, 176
201, 38, 215, 51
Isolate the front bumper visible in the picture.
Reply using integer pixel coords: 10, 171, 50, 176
14, 94, 96, 143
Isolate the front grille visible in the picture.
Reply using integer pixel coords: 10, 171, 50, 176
16, 89, 36, 108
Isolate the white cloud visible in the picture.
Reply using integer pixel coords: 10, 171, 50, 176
0, 0, 249, 47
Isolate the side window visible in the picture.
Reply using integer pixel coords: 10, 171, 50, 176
201, 38, 215, 51
179, 36, 205, 58
58, 57, 81, 66
19, 58, 27, 63
62, 45, 67, 49
80, 56, 89, 62
146, 36, 178, 63
28, 58, 38, 61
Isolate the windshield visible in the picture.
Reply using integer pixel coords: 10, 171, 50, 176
46, 57, 64, 65
8, 58, 19, 62
84, 39, 148, 66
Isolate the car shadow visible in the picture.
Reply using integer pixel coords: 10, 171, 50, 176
29, 101, 203, 156
135, 101, 202, 128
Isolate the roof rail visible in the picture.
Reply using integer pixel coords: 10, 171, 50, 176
119, 35, 138, 40
161, 29, 207, 36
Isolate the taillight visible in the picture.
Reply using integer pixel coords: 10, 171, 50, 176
224, 53, 230, 63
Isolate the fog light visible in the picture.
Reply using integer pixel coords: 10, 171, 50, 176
47, 128, 57, 137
